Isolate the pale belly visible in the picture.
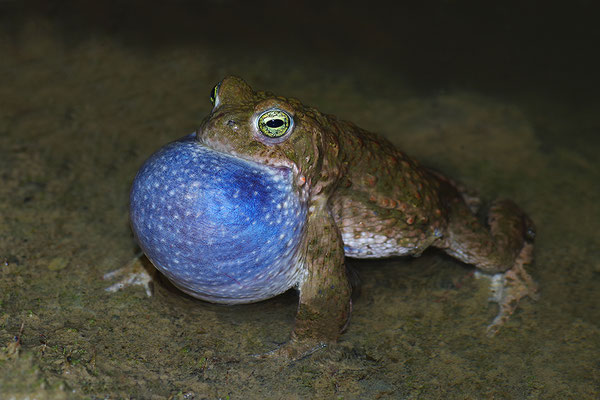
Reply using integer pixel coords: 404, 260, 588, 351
341, 230, 415, 258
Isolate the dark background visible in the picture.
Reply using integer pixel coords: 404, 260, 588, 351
2, 0, 599, 101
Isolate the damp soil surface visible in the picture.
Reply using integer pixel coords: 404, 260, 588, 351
1, 2, 599, 399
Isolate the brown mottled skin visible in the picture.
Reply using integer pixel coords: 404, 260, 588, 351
197, 76, 538, 358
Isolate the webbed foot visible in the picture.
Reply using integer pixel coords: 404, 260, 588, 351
257, 339, 328, 361
103, 252, 155, 297
476, 242, 539, 336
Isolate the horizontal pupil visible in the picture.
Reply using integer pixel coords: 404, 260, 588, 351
266, 119, 284, 128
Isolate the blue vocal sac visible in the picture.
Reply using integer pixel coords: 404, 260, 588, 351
130, 134, 307, 304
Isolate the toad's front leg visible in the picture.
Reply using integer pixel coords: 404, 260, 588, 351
269, 204, 352, 359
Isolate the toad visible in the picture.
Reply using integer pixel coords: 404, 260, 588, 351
107, 76, 538, 358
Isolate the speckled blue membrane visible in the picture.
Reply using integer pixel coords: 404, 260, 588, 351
130, 134, 307, 304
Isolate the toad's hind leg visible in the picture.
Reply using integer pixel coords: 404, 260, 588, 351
439, 197, 538, 335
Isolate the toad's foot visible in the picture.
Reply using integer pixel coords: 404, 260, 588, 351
257, 339, 328, 361
103, 252, 155, 297
475, 242, 539, 336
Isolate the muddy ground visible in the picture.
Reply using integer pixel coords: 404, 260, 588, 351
1, 2, 599, 399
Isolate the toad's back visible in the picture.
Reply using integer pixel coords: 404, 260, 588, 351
324, 118, 449, 258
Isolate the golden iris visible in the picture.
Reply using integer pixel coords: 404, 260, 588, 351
257, 109, 291, 138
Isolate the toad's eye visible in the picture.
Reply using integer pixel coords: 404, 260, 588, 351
209, 82, 221, 107
257, 109, 292, 138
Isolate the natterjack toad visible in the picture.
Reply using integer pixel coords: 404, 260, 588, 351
106, 76, 538, 358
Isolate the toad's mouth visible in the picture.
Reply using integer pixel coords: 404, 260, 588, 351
193, 131, 303, 185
